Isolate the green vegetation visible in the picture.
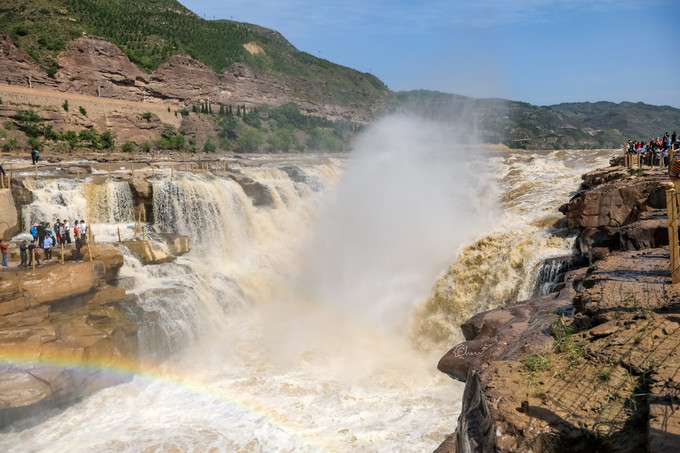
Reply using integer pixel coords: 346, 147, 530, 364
0, 0, 388, 108
121, 140, 136, 153
79, 106, 87, 116
524, 354, 551, 372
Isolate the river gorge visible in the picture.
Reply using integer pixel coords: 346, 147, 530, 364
0, 116, 615, 452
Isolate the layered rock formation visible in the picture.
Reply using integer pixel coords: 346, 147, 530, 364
436, 165, 680, 452
0, 173, 195, 428
0, 32, 375, 126
0, 245, 137, 427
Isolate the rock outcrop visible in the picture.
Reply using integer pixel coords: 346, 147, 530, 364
437, 164, 680, 452
0, 244, 137, 427
0, 188, 18, 240
0, 32, 375, 125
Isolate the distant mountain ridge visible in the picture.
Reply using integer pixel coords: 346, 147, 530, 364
393, 91, 680, 149
0, 1, 677, 151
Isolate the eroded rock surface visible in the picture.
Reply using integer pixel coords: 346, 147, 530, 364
0, 245, 137, 427
437, 165, 680, 452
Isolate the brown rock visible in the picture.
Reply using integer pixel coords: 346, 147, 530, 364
589, 320, 619, 338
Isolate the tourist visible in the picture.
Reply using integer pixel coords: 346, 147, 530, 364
78, 219, 87, 242
30, 148, 40, 165
0, 162, 6, 177
58, 222, 67, 246
63, 219, 71, 244
73, 236, 83, 262
27, 240, 40, 267
0, 239, 8, 269
19, 240, 27, 268
43, 234, 52, 261
37, 222, 46, 248
30, 223, 38, 242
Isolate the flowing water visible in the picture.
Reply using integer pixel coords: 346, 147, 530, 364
1, 117, 614, 452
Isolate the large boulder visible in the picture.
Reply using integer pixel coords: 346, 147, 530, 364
0, 189, 18, 240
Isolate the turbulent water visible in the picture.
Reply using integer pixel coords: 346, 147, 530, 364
1, 117, 613, 452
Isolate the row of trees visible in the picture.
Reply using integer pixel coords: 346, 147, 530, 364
5, 100, 354, 154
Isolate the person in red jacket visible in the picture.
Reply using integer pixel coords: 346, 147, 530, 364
0, 239, 9, 268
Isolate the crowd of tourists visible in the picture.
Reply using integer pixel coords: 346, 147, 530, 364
0, 218, 89, 269
624, 131, 678, 166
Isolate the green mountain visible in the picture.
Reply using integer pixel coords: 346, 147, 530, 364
1, 1, 677, 151
0, 0, 389, 108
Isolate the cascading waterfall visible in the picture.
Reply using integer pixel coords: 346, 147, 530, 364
21, 178, 135, 227
411, 148, 614, 350
0, 116, 615, 452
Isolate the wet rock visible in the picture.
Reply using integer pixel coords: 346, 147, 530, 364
120, 240, 176, 265
230, 174, 274, 207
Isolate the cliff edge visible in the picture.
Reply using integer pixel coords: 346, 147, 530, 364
436, 165, 680, 452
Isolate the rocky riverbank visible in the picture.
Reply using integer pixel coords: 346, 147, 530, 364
0, 168, 196, 428
436, 163, 680, 452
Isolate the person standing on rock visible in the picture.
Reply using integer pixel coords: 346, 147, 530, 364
78, 220, 87, 243
27, 240, 40, 267
43, 234, 52, 261
19, 240, 27, 268
63, 219, 71, 244
37, 222, 46, 248
30, 148, 39, 165
0, 239, 9, 269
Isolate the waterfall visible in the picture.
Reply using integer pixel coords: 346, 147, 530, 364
1, 126, 615, 452
21, 178, 135, 229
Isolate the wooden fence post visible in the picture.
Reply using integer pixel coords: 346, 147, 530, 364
666, 184, 680, 284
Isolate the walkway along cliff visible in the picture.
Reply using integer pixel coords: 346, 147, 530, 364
435, 162, 680, 452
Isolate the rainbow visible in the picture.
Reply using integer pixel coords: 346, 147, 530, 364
0, 351, 330, 451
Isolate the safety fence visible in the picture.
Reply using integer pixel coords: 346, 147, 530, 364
666, 184, 680, 284
624, 149, 675, 169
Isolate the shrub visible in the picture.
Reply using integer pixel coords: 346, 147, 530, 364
28, 136, 43, 150
141, 142, 152, 153
62, 100, 69, 112
236, 129, 264, 152
121, 141, 136, 153
141, 112, 152, 120
62, 130, 79, 149
1, 137, 17, 153
203, 137, 216, 153
100, 130, 115, 149
79, 106, 87, 116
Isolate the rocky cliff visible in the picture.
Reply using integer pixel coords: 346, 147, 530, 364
0, 169, 197, 428
436, 165, 680, 452
0, 31, 376, 126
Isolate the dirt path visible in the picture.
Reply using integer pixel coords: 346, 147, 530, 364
0, 84, 180, 126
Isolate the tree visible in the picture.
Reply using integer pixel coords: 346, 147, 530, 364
219, 115, 240, 141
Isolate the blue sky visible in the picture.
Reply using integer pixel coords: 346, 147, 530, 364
178, 0, 680, 108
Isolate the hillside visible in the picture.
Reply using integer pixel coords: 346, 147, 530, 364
0, 0, 389, 108
0, 1, 678, 153
394, 90, 680, 150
